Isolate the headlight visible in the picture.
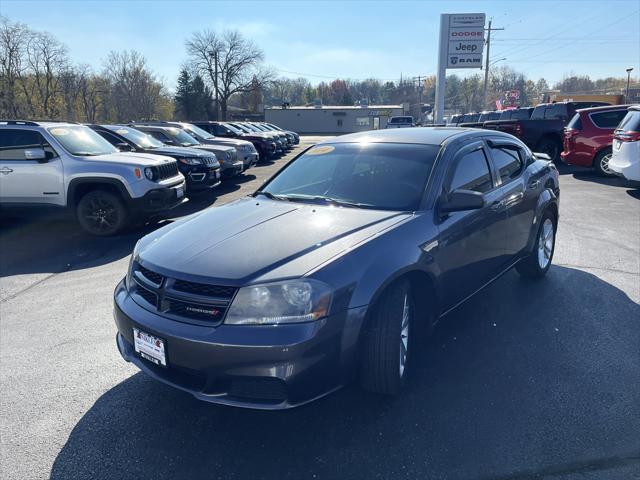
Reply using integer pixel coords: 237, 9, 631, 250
179, 157, 202, 165
144, 167, 156, 181
225, 279, 332, 325
125, 241, 141, 290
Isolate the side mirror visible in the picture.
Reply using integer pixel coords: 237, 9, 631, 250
116, 142, 133, 152
24, 147, 47, 163
439, 189, 485, 214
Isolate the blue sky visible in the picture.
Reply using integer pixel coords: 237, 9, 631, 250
2, 0, 639, 90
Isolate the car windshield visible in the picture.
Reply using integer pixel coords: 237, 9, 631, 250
260, 142, 440, 211
252, 124, 269, 131
223, 123, 244, 135
242, 124, 261, 132
48, 125, 118, 156
105, 126, 164, 148
232, 123, 252, 133
164, 127, 200, 146
183, 123, 215, 140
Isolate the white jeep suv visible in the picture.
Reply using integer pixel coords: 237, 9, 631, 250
0, 121, 186, 236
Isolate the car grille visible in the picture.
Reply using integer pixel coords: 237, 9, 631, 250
203, 156, 217, 167
155, 162, 180, 180
130, 262, 238, 326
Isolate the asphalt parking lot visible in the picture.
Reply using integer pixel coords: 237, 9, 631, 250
1, 137, 639, 480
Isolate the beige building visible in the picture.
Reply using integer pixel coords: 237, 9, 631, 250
264, 105, 406, 134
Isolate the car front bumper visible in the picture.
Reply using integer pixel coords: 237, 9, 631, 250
242, 152, 259, 168
113, 279, 366, 409
220, 161, 245, 179
130, 180, 187, 215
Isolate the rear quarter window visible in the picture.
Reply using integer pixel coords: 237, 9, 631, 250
590, 110, 629, 129
617, 110, 640, 131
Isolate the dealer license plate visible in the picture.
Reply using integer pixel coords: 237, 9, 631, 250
133, 328, 166, 367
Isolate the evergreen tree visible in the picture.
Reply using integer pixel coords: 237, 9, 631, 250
174, 68, 194, 120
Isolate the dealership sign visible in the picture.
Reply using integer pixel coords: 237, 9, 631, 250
435, 13, 486, 122
445, 14, 485, 69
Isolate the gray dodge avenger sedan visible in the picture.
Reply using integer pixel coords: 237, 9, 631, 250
114, 127, 560, 409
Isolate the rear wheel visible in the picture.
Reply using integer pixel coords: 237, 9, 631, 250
594, 148, 614, 177
360, 280, 413, 395
536, 137, 561, 163
516, 211, 556, 278
76, 190, 128, 236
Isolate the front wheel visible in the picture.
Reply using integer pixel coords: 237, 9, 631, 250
76, 190, 128, 236
516, 211, 556, 278
360, 280, 413, 395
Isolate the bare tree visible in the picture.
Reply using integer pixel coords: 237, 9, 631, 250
23, 31, 68, 117
0, 16, 29, 117
102, 50, 168, 121
186, 29, 273, 119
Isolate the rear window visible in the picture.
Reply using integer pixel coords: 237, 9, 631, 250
389, 117, 413, 124
617, 110, 640, 131
567, 114, 583, 130
462, 114, 480, 123
499, 111, 513, 120
590, 110, 630, 129
530, 105, 546, 119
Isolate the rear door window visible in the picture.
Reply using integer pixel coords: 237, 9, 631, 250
544, 104, 567, 120
449, 148, 493, 194
591, 110, 631, 129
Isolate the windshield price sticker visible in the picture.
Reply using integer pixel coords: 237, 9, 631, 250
306, 145, 335, 155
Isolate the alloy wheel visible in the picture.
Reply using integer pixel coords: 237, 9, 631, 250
600, 152, 613, 174
399, 293, 410, 377
537, 218, 554, 269
83, 197, 118, 232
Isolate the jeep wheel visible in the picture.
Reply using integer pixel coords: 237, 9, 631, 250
77, 191, 128, 236
360, 279, 413, 395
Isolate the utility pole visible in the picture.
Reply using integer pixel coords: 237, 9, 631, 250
483, 20, 504, 109
213, 50, 219, 121
626, 67, 634, 103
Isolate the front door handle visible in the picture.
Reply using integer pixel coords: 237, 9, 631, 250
0, 167, 13, 175
528, 179, 540, 189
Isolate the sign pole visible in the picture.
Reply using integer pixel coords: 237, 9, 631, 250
434, 13, 449, 124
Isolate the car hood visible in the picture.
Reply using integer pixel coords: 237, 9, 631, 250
191, 144, 235, 155
201, 138, 253, 149
136, 197, 410, 285
87, 152, 176, 166
146, 146, 214, 159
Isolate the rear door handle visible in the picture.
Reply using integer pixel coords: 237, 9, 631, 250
0, 167, 13, 175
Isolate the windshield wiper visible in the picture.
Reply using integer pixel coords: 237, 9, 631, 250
254, 191, 290, 201
277, 194, 371, 209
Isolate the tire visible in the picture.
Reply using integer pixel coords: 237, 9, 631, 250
360, 279, 413, 395
516, 210, 556, 278
536, 137, 561, 163
594, 148, 615, 177
76, 190, 128, 236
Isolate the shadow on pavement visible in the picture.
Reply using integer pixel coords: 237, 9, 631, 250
50, 266, 640, 480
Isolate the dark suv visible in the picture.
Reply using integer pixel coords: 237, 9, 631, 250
90, 124, 221, 194
192, 121, 277, 161
114, 127, 559, 409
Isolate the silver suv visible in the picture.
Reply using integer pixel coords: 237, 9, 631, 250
0, 121, 186, 236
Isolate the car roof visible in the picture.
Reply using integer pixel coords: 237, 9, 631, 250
317, 127, 492, 146
577, 104, 631, 113
0, 120, 81, 128
628, 105, 640, 111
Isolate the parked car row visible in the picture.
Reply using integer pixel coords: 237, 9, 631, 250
0, 119, 300, 236
446, 102, 639, 180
